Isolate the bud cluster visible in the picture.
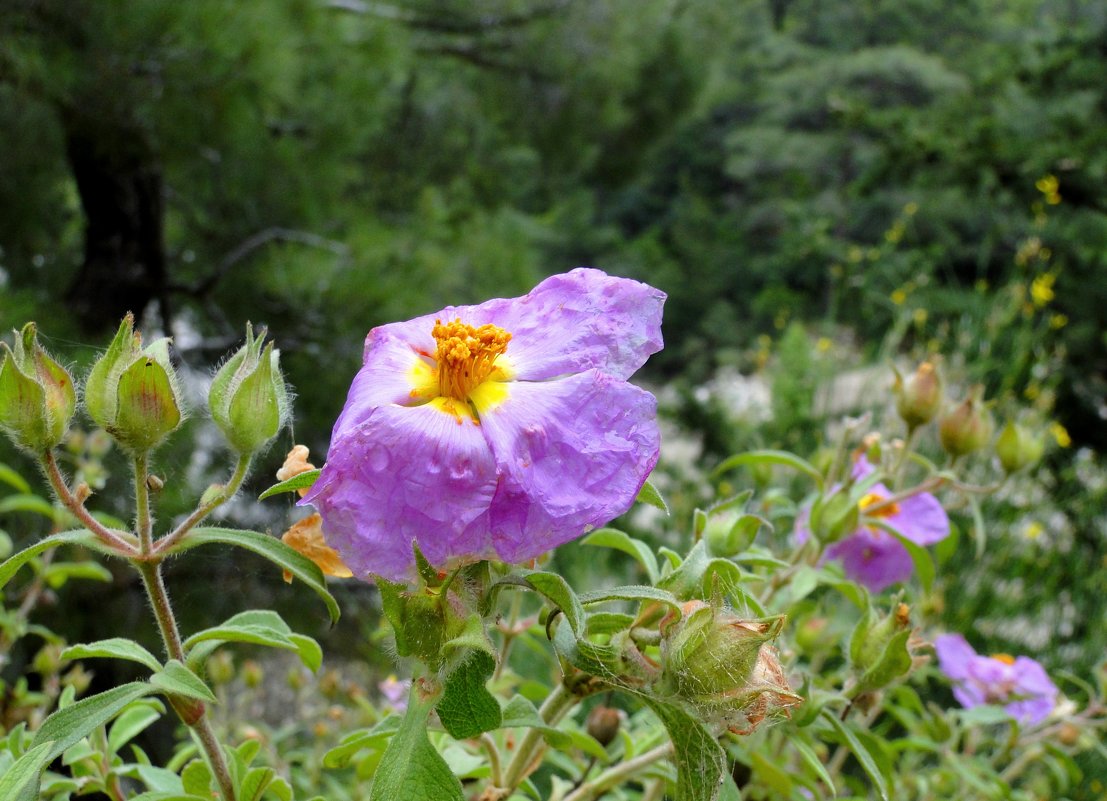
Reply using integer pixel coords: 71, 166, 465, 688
892, 361, 1045, 470
0, 316, 290, 461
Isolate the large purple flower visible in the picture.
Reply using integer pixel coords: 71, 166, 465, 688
302, 268, 664, 582
797, 457, 949, 592
934, 634, 1058, 725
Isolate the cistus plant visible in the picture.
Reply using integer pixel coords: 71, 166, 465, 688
0, 319, 336, 801
2, 273, 1106, 801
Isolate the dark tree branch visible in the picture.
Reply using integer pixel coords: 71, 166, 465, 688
324, 0, 571, 35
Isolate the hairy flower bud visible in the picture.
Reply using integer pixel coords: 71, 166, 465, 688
704, 507, 766, 558
85, 314, 183, 453
938, 386, 993, 457
807, 490, 860, 545
209, 323, 290, 454
658, 601, 799, 733
0, 323, 76, 452
995, 421, 1045, 474
893, 361, 943, 429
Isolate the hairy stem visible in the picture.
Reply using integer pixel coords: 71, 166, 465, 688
135, 560, 236, 800
41, 449, 136, 553
134, 452, 153, 554
562, 743, 674, 801
480, 732, 504, 788
155, 453, 251, 555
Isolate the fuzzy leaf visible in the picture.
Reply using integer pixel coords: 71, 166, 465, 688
436, 651, 501, 739
62, 638, 162, 673
368, 694, 464, 801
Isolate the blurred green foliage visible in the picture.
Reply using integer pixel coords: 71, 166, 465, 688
0, 0, 1104, 449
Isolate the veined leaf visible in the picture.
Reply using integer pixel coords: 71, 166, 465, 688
0, 529, 122, 591
62, 638, 162, 673
150, 661, 217, 703
436, 651, 501, 739
642, 698, 725, 801
821, 709, 890, 801
578, 584, 681, 614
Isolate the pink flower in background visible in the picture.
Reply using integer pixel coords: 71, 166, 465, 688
378, 675, 411, 713
303, 269, 664, 582
797, 457, 949, 592
934, 634, 1058, 725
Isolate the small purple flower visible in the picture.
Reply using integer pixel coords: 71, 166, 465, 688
797, 457, 949, 591
934, 634, 1058, 725
303, 269, 664, 582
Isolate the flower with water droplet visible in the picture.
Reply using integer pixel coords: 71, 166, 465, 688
303, 269, 664, 582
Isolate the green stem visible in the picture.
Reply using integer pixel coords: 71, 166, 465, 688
135, 560, 237, 801
892, 426, 919, 491
41, 449, 136, 554
561, 743, 674, 801
134, 452, 153, 554
154, 454, 251, 555
480, 733, 504, 788
500, 681, 578, 790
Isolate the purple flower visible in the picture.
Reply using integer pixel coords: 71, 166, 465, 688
934, 634, 1058, 725
303, 268, 664, 582
797, 457, 949, 592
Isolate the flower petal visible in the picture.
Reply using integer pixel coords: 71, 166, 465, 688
889, 492, 949, 546
824, 529, 913, 592
330, 329, 438, 442
487, 268, 665, 381
303, 403, 499, 582
934, 633, 977, 682
472, 370, 660, 562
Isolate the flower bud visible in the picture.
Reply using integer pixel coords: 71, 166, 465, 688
995, 421, 1045, 474
704, 509, 766, 558
209, 324, 290, 454
807, 489, 860, 545
85, 314, 183, 453
938, 386, 993, 457
586, 705, 622, 746
848, 602, 915, 697
0, 323, 76, 452
893, 361, 942, 429
658, 601, 799, 733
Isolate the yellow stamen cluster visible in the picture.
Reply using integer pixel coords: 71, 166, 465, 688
432, 318, 511, 401
990, 653, 1016, 666
858, 492, 901, 518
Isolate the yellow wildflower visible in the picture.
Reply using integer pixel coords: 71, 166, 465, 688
1030, 273, 1056, 306
1049, 421, 1071, 448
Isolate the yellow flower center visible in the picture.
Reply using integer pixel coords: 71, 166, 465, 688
990, 653, 1016, 665
858, 492, 900, 518
432, 318, 512, 401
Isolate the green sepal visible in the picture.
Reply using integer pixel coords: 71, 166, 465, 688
0, 342, 48, 451
113, 353, 182, 452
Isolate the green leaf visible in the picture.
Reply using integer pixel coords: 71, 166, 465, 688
517, 571, 585, 637
150, 661, 218, 703
62, 638, 162, 673
42, 559, 114, 588
436, 651, 502, 739
851, 629, 913, 697
499, 696, 571, 749
258, 469, 321, 500
641, 698, 725, 801
369, 693, 464, 801
0, 529, 121, 591
581, 528, 660, 583
578, 584, 681, 614
821, 709, 890, 801
791, 735, 835, 796
0, 741, 56, 799
18, 683, 158, 800
751, 751, 793, 795
713, 450, 825, 491
168, 528, 339, 623
867, 520, 935, 593
322, 717, 403, 769
108, 702, 165, 754
0, 493, 56, 519
636, 480, 670, 514
0, 462, 31, 493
